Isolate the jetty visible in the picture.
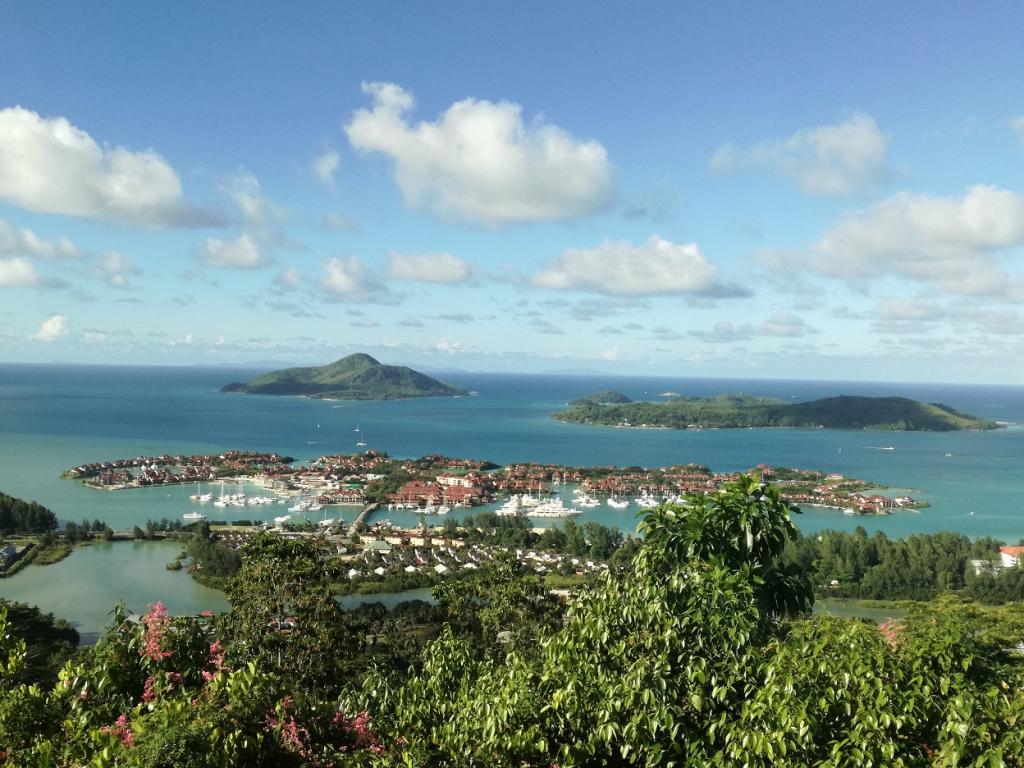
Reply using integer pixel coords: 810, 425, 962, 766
348, 502, 380, 535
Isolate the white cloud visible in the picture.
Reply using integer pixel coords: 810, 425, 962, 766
0, 220, 78, 260
203, 233, 266, 269
435, 337, 464, 354
95, 251, 137, 288
759, 185, 1024, 299
323, 211, 358, 231
32, 314, 68, 341
711, 113, 890, 197
200, 171, 285, 269
273, 267, 302, 291
531, 235, 745, 297
876, 298, 947, 321
0, 107, 215, 227
225, 171, 286, 236
600, 345, 619, 361
0, 256, 40, 286
345, 81, 613, 225
387, 251, 473, 283
318, 255, 388, 302
758, 312, 817, 337
312, 149, 340, 187
687, 313, 816, 343
1013, 116, 1024, 147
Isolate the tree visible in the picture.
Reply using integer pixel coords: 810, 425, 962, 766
220, 534, 360, 693
433, 551, 564, 662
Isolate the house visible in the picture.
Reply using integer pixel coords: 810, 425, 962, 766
0, 543, 17, 569
999, 546, 1024, 568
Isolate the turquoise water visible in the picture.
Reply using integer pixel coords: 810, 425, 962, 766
1, 363, 1023, 632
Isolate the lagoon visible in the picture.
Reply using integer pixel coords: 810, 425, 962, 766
1, 363, 1023, 629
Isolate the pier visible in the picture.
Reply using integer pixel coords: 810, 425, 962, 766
348, 502, 380, 535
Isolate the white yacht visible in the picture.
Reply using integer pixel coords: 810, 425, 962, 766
182, 511, 206, 521
607, 497, 630, 509
189, 483, 212, 503
525, 499, 581, 518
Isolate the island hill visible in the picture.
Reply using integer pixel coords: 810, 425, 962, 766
554, 391, 1000, 431
221, 353, 467, 400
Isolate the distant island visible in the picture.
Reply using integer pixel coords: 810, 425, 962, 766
221, 353, 468, 400
553, 393, 1000, 432
568, 390, 634, 406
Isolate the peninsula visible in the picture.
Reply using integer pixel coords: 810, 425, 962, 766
553, 393, 999, 432
221, 353, 467, 400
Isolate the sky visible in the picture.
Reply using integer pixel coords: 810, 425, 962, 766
1, 1, 1023, 383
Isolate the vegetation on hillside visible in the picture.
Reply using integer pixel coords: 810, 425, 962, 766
555, 393, 999, 431
221, 353, 467, 400
2, 476, 1023, 766
0, 491, 58, 535
568, 389, 633, 406
788, 527, 1024, 603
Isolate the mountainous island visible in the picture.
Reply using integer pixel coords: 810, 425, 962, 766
221, 353, 468, 400
553, 393, 1000, 431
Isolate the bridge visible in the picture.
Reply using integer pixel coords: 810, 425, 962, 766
347, 502, 380, 535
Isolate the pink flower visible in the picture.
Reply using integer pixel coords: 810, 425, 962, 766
100, 715, 135, 748
142, 675, 157, 704
140, 601, 173, 663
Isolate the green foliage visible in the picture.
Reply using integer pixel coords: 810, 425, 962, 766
0, 491, 58, 534
787, 528, 1024, 602
220, 534, 360, 694
221, 352, 467, 399
554, 394, 998, 431
0, 599, 79, 685
3, 477, 1024, 766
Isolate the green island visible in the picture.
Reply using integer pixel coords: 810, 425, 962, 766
221, 352, 468, 400
554, 392, 1000, 431
3, 476, 1024, 766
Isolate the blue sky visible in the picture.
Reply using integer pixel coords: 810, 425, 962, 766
1, 1, 1023, 382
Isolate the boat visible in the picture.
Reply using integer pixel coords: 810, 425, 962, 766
437, 505, 450, 515
189, 482, 212, 503
525, 499, 581, 518
182, 511, 206, 521
273, 514, 292, 525
607, 497, 629, 509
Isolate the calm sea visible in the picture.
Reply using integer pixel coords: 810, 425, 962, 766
1, 363, 1022, 634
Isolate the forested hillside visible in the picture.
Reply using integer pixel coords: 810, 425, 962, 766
2, 478, 1022, 766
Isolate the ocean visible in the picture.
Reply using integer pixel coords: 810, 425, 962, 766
1, 363, 1022, 635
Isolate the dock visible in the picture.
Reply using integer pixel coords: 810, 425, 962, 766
348, 502, 380, 535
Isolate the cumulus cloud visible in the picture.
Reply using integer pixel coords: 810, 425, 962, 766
318, 255, 389, 302
0, 219, 78, 261
96, 251, 137, 288
0, 107, 216, 227
688, 313, 817, 343
345, 81, 613, 225
203, 233, 266, 269
387, 251, 473, 283
759, 185, 1024, 299
312, 149, 340, 187
711, 113, 890, 196
532, 235, 745, 297
273, 267, 302, 291
32, 314, 69, 341
0, 256, 40, 286
201, 172, 285, 269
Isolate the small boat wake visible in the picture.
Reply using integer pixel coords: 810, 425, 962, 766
866, 446, 895, 451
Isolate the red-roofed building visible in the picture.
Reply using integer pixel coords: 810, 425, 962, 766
999, 546, 1024, 569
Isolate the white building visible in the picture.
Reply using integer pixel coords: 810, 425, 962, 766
999, 546, 1024, 568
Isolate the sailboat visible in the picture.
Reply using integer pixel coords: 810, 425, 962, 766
355, 429, 367, 448
189, 482, 212, 503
